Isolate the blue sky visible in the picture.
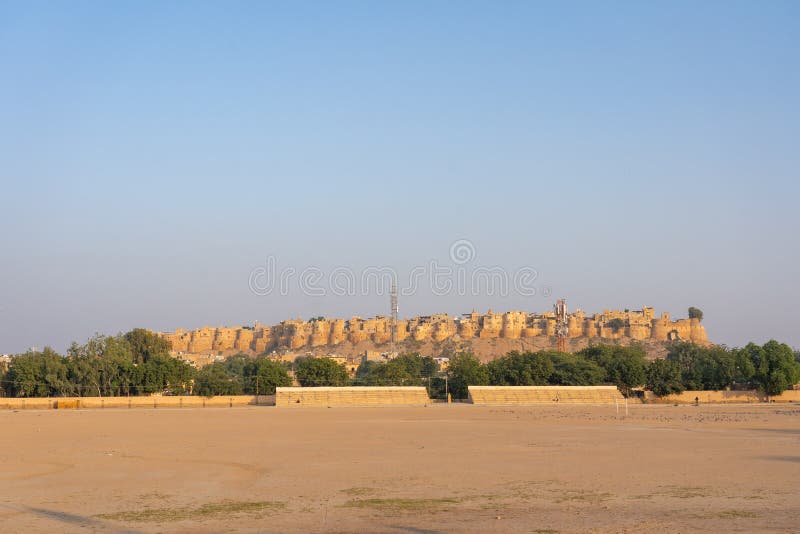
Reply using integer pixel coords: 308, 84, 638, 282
1, 1, 798, 353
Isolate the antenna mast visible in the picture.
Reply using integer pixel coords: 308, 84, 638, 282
390, 282, 399, 352
554, 298, 569, 352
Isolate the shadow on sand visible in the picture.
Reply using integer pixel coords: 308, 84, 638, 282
9, 505, 142, 534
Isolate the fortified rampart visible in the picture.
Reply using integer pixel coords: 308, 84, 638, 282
157, 307, 708, 358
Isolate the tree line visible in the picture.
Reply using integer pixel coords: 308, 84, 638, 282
0, 330, 195, 397
193, 341, 800, 399
444, 340, 800, 399
0, 329, 797, 399
0, 329, 293, 398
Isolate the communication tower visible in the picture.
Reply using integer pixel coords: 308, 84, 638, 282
554, 298, 569, 352
390, 282, 399, 347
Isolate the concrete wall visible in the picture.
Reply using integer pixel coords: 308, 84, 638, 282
0, 395, 274, 410
644, 390, 800, 404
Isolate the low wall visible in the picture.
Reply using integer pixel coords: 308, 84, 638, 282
468, 385, 624, 405
275, 386, 430, 407
0, 395, 274, 410
644, 390, 800, 404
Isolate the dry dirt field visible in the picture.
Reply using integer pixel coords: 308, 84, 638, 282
1, 403, 798, 533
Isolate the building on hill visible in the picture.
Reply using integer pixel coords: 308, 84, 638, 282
157, 306, 708, 361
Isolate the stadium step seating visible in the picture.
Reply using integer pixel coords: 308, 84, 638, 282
467, 386, 624, 405
276, 386, 431, 407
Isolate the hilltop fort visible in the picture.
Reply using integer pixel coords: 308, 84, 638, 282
157, 307, 707, 363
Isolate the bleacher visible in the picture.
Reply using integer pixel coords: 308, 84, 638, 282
468, 385, 624, 405
275, 386, 431, 407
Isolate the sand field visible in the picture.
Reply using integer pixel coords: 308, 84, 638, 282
0, 403, 798, 533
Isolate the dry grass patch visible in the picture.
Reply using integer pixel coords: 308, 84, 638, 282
655, 486, 714, 499
97, 500, 285, 522
636, 485, 715, 500
711, 510, 758, 519
339, 486, 376, 496
342, 497, 460, 512
552, 489, 612, 504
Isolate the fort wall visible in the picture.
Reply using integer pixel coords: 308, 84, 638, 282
158, 306, 708, 358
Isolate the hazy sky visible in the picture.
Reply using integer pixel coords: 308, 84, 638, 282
1, 1, 798, 353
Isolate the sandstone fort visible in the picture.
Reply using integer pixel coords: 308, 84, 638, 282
157, 307, 708, 362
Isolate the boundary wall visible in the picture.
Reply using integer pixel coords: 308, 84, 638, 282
644, 389, 800, 404
0, 395, 274, 410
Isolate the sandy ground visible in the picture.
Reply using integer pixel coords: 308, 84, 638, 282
0, 404, 798, 533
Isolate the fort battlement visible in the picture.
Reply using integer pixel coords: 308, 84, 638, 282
157, 307, 707, 357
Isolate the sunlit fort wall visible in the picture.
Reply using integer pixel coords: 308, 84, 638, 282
157, 307, 707, 355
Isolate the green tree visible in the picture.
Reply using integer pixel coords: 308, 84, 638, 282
446, 352, 489, 399
732, 347, 756, 385
243, 356, 292, 394
6, 348, 71, 397
549, 353, 605, 386
751, 340, 800, 396
295, 357, 349, 386
157, 355, 195, 394
124, 328, 172, 364
666, 342, 703, 389
697, 346, 737, 390
604, 353, 646, 397
380, 353, 439, 383
223, 353, 252, 379
688, 307, 703, 322
646, 359, 684, 396
579, 345, 647, 396
194, 362, 243, 396
354, 360, 379, 383
666, 342, 744, 391
487, 351, 554, 386
0, 359, 8, 397
354, 353, 439, 387
362, 360, 414, 386
67, 335, 137, 396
